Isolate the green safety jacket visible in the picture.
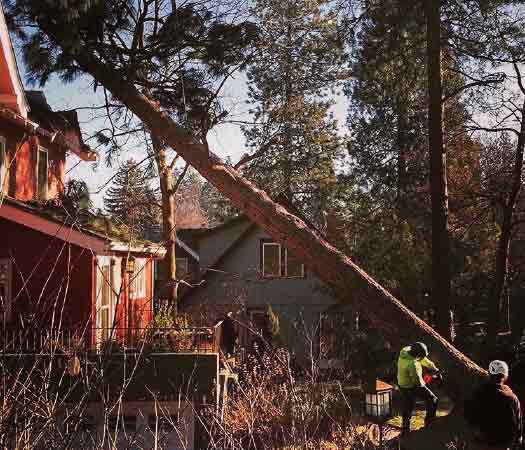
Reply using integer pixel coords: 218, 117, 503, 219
397, 345, 438, 389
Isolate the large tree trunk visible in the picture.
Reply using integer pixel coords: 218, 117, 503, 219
424, 0, 454, 342
60, 44, 486, 393
487, 98, 525, 348
152, 136, 178, 316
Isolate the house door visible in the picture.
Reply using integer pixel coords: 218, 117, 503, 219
247, 309, 268, 349
96, 264, 114, 343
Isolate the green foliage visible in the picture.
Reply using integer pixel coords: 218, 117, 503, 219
103, 159, 159, 239
242, 0, 346, 225
199, 158, 240, 226
266, 305, 280, 341
60, 178, 92, 213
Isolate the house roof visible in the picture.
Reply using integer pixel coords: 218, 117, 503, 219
194, 195, 325, 239
180, 197, 327, 304
144, 225, 200, 261
0, 2, 29, 118
0, 105, 96, 162
176, 236, 199, 261
0, 196, 165, 256
0, 12, 96, 162
193, 214, 246, 235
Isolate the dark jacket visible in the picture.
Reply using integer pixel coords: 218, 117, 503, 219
465, 381, 522, 447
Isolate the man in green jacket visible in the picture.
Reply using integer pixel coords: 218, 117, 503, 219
397, 342, 440, 434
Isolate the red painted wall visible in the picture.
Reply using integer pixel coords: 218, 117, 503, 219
0, 121, 66, 201
117, 258, 154, 331
91, 257, 154, 346
131, 258, 154, 328
0, 216, 94, 331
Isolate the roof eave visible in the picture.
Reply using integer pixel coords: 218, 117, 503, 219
0, 107, 97, 161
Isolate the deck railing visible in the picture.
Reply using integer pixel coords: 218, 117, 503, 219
0, 324, 221, 354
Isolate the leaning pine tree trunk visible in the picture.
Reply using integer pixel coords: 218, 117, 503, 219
53, 41, 486, 398
424, 0, 454, 342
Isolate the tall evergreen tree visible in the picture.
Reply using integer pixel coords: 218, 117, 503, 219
104, 160, 159, 239
241, 0, 345, 225
344, 1, 490, 340
8, 0, 492, 401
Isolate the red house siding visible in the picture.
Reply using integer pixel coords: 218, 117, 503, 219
0, 217, 94, 329
0, 121, 66, 201
131, 258, 153, 329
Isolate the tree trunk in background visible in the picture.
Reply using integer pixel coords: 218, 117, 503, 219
64, 43, 487, 396
487, 98, 525, 349
396, 105, 409, 220
424, 0, 453, 342
152, 136, 178, 317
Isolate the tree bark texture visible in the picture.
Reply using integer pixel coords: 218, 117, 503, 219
60, 43, 486, 394
152, 136, 178, 316
487, 97, 525, 347
424, 0, 454, 342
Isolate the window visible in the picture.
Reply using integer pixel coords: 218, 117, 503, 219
0, 259, 11, 323
99, 265, 111, 340
319, 312, 356, 362
0, 136, 6, 191
261, 241, 304, 278
262, 242, 281, 277
285, 249, 304, 278
36, 146, 48, 200
130, 259, 146, 299
176, 258, 188, 279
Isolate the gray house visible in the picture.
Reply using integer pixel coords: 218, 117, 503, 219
180, 215, 358, 364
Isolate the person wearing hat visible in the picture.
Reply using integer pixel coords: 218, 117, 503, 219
397, 342, 440, 434
465, 360, 522, 449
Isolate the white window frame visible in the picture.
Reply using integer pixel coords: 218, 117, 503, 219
262, 242, 281, 278
36, 146, 48, 200
262, 241, 304, 278
130, 258, 146, 299
98, 265, 112, 341
0, 258, 12, 324
0, 136, 6, 193
284, 248, 305, 278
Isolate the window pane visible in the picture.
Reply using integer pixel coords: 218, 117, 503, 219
37, 149, 48, 200
285, 249, 303, 278
101, 309, 109, 341
0, 138, 5, 177
132, 260, 146, 298
263, 244, 280, 277
0, 260, 11, 320
101, 267, 110, 306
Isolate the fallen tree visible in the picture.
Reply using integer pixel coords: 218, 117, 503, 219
68, 45, 487, 394
20, 2, 486, 398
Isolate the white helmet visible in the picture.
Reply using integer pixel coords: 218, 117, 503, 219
488, 360, 509, 377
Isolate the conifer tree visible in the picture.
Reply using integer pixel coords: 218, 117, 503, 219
104, 160, 159, 239
241, 0, 345, 225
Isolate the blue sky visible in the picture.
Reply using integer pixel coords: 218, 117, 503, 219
15, 46, 349, 209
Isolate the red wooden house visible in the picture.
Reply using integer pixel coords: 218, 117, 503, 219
0, 7, 163, 350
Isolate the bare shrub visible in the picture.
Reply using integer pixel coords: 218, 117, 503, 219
203, 343, 397, 450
